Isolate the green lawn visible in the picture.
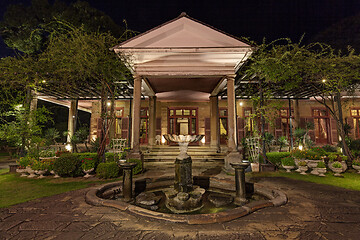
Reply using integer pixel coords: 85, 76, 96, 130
0, 168, 121, 208
249, 170, 360, 191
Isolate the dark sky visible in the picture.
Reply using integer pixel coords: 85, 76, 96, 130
1, 0, 360, 57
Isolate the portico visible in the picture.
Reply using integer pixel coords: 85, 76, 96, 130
112, 13, 253, 168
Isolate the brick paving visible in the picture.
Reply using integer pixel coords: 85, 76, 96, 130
1, 164, 360, 239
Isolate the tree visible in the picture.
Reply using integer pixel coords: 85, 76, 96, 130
0, 0, 125, 55
243, 39, 360, 161
37, 22, 133, 159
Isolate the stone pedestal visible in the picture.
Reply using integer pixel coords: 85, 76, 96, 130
175, 157, 193, 192
119, 162, 137, 202
230, 162, 250, 205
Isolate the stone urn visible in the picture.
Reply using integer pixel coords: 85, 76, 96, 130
316, 168, 327, 177
36, 170, 46, 178
50, 170, 60, 178
298, 166, 308, 175
352, 165, 360, 174
332, 167, 343, 177
294, 159, 304, 172
282, 165, 295, 173
16, 168, 28, 177
307, 160, 321, 175
26, 166, 36, 178
83, 168, 94, 178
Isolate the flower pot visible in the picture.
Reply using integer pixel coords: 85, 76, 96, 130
282, 165, 295, 173
83, 168, 94, 178
50, 170, 60, 178
26, 166, 36, 178
352, 165, 360, 174
294, 159, 304, 172
299, 166, 308, 175
16, 168, 28, 177
332, 167, 343, 177
307, 160, 321, 175
36, 170, 46, 178
251, 163, 260, 172
316, 168, 327, 177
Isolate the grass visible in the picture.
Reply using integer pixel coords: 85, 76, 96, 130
249, 170, 360, 191
0, 168, 122, 208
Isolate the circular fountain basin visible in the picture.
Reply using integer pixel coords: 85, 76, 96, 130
86, 176, 287, 224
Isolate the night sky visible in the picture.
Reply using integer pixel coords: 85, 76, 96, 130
1, 0, 360, 57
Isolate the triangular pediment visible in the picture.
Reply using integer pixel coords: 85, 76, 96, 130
118, 13, 250, 48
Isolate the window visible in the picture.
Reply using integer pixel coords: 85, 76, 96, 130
351, 108, 360, 139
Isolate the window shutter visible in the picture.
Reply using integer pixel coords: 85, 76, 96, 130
237, 117, 245, 141
156, 117, 162, 136
205, 118, 210, 144
121, 118, 129, 139
330, 118, 338, 143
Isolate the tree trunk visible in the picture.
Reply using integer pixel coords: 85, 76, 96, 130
97, 82, 107, 162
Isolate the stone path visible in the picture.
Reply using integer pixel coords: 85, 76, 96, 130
1, 164, 360, 239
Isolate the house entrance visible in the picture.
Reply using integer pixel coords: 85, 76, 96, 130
168, 108, 198, 144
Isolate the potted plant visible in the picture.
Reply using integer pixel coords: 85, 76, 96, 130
249, 156, 260, 172
315, 161, 327, 177
328, 153, 348, 171
281, 157, 296, 172
331, 161, 343, 177
305, 150, 322, 175
81, 158, 96, 178
298, 161, 308, 175
290, 149, 306, 172
31, 159, 47, 178
352, 158, 360, 174
16, 157, 33, 177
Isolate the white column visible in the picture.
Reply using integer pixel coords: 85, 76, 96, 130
131, 75, 142, 154
210, 96, 220, 152
148, 96, 157, 147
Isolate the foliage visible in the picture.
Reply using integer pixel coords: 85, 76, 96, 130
277, 136, 289, 152
55, 150, 70, 157
290, 149, 306, 159
263, 132, 275, 152
260, 152, 291, 166
293, 128, 307, 146
332, 162, 342, 168
316, 161, 326, 168
53, 153, 82, 177
310, 147, 327, 157
128, 158, 143, 175
0, 0, 126, 55
43, 128, 60, 146
353, 158, 360, 166
304, 150, 322, 160
89, 138, 100, 153
69, 126, 90, 152
96, 162, 119, 179
298, 161, 307, 167
81, 158, 95, 171
39, 149, 55, 158
328, 153, 347, 162
281, 156, 295, 166
16, 156, 35, 168
322, 144, 338, 153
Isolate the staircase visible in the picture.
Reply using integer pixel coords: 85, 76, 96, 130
141, 146, 227, 162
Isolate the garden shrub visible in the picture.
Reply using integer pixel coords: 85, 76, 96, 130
310, 147, 327, 156
17, 156, 35, 168
53, 153, 82, 177
96, 162, 119, 179
317, 161, 326, 168
281, 156, 295, 166
259, 152, 291, 166
321, 144, 337, 153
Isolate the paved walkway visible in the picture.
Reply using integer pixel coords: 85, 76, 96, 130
1, 163, 360, 239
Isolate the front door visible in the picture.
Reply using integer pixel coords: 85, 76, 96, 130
168, 108, 198, 144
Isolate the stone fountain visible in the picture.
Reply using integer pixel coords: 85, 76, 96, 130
163, 134, 205, 213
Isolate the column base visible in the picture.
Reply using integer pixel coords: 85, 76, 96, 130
223, 151, 242, 173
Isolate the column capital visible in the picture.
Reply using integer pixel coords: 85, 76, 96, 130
226, 75, 236, 81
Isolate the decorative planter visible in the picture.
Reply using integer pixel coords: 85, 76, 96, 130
26, 166, 36, 178
332, 167, 343, 177
83, 168, 94, 178
50, 170, 60, 178
352, 165, 360, 174
298, 166, 308, 175
36, 170, 46, 178
295, 159, 306, 172
316, 168, 327, 177
328, 161, 347, 173
251, 163, 260, 172
306, 160, 321, 175
16, 168, 28, 177
282, 165, 295, 173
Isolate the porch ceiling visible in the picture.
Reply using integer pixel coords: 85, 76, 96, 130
147, 77, 221, 93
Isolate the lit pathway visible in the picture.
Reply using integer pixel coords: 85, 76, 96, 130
1, 164, 360, 239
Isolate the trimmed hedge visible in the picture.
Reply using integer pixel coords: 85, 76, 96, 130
260, 152, 291, 167
53, 153, 83, 177
128, 158, 143, 175
96, 162, 119, 179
